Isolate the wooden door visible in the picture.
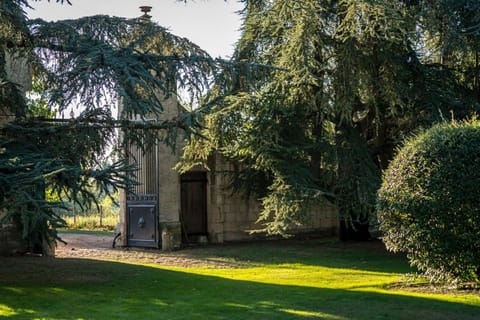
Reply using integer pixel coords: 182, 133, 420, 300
180, 172, 208, 240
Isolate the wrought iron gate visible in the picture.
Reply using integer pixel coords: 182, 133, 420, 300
125, 138, 160, 248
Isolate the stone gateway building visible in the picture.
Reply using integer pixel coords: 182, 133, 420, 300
0, 53, 337, 254
118, 94, 338, 250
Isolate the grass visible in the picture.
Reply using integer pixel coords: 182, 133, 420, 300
0, 239, 479, 320
62, 213, 119, 232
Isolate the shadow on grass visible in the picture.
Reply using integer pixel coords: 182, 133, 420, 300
0, 257, 478, 320
179, 239, 412, 274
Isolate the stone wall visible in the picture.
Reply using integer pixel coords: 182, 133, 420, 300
4, 53, 32, 92
117, 83, 338, 249
120, 131, 338, 248
206, 155, 338, 243
1, 52, 32, 124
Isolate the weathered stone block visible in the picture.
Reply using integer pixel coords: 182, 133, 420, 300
160, 221, 181, 251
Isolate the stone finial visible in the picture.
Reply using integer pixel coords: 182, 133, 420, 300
139, 6, 152, 19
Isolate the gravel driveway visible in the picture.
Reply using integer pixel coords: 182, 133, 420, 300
55, 233, 231, 268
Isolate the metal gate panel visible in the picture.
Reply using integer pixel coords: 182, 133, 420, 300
125, 135, 160, 248
127, 194, 159, 248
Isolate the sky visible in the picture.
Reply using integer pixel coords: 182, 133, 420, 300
25, 0, 244, 58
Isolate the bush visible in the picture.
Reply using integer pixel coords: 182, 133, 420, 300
377, 120, 480, 283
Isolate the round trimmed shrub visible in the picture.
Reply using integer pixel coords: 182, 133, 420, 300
377, 120, 480, 283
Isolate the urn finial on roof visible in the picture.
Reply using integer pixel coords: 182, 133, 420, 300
139, 6, 153, 19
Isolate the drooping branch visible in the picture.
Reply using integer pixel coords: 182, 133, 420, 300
28, 16, 243, 116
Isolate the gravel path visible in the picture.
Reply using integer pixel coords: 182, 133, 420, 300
55, 233, 233, 268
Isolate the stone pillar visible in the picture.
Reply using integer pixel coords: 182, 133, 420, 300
156, 94, 183, 250
0, 53, 32, 255
117, 189, 128, 246
160, 222, 182, 251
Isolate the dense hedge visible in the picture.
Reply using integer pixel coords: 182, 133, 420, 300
377, 120, 480, 283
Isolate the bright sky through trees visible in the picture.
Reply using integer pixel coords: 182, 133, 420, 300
26, 0, 243, 58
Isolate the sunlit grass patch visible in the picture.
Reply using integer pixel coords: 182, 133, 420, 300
0, 304, 17, 317
62, 214, 118, 232
279, 308, 348, 319
177, 264, 401, 290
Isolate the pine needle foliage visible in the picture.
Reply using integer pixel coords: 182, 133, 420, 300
180, 0, 480, 237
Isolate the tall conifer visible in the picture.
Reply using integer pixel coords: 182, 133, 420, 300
181, 0, 480, 237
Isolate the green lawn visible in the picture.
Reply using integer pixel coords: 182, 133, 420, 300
0, 239, 478, 319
